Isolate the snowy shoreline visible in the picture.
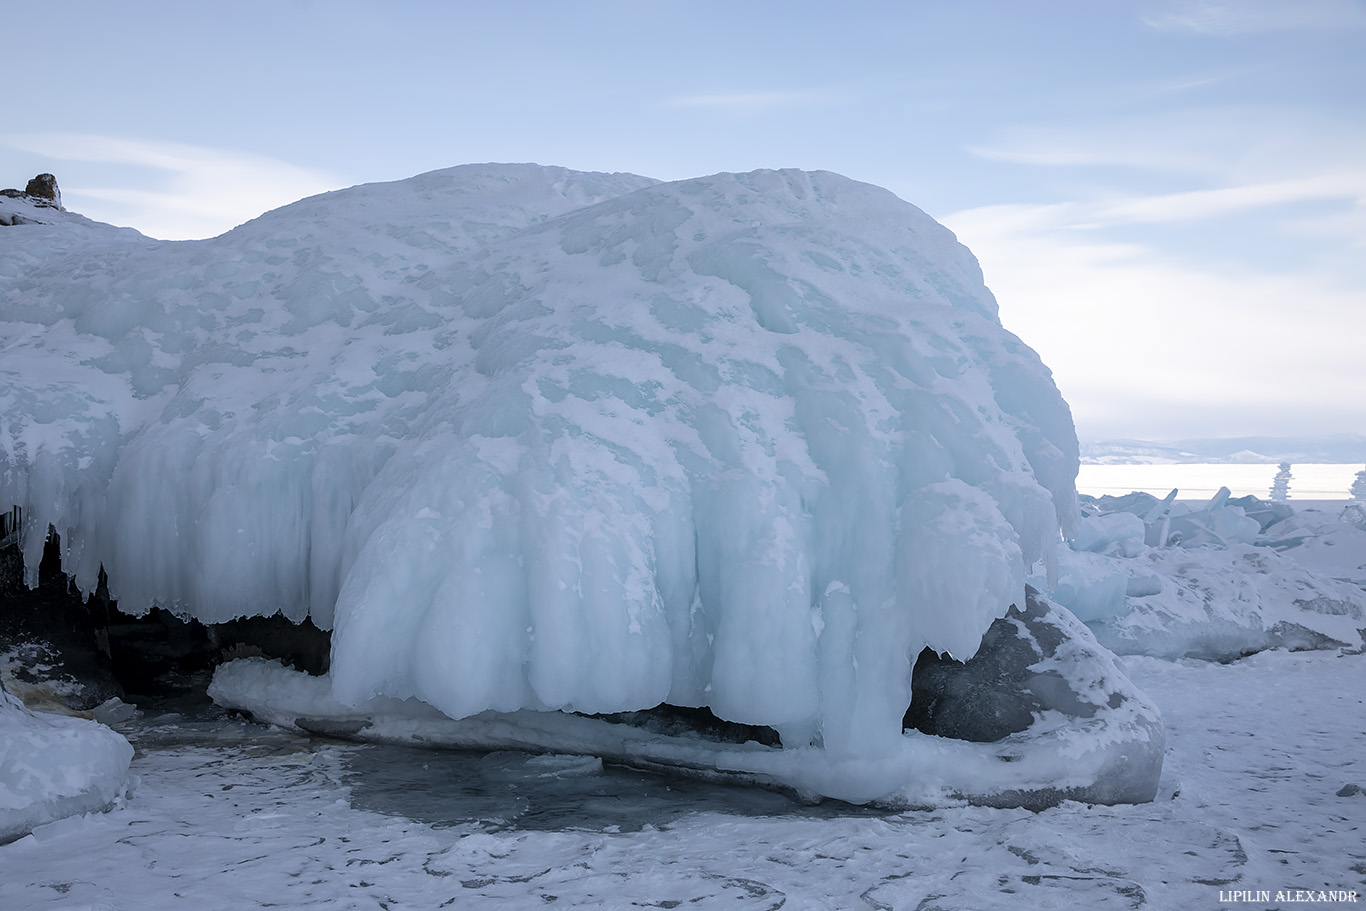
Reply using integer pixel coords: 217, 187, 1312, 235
2, 648, 1361, 910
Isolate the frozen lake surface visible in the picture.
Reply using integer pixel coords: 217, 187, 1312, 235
2, 649, 1362, 909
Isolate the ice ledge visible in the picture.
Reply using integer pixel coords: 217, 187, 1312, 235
210, 590, 1164, 810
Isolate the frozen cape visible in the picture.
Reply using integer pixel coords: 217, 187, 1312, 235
2, 164, 1158, 803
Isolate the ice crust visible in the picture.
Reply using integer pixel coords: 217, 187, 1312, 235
1, 164, 1078, 760
0, 683, 133, 844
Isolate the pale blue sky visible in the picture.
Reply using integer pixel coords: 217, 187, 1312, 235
5, 0, 1364, 443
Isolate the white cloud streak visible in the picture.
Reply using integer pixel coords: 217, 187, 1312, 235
7, 134, 343, 240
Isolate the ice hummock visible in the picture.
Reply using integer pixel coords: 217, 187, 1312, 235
1037, 490, 1366, 660
2, 164, 1081, 772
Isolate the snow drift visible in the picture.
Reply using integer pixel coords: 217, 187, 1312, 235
0, 681, 132, 843
2, 164, 1094, 786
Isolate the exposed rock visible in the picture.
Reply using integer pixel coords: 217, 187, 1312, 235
1, 526, 123, 712
905, 586, 1165, 808
590, 703, 781, 747
1, 173, 66, 225
908, 586, 1134, 743
2, 512, 331, 710
24, 173, 61, 207
209, 614, 331, 676
1, 173, 61, 209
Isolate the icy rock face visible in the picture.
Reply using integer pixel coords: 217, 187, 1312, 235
1, 164, 1078, 760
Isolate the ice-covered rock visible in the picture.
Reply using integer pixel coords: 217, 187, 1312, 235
906, 587, 1160, 756
0, 678, 133, 844
2, 164, 1089, 780
1089, 542, 1366, 660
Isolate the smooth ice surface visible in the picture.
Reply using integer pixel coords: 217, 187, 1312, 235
3, 649, 1360, 909
0, 684, 133, 844
1, 164, 1078, 758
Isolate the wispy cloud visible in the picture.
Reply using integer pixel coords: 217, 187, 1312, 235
967, 112, 1248, 174
957, 173, 1366, 232
943, 102, 1366, 439
1096, 173, 1366, 223
7, 134, 343, 240
970, 106, 1366, 189
1142, 0, 1366, 35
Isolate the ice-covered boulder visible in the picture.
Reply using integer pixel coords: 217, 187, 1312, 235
0, 678, 133, 844
2, 164, 1088, 779
906, 587, 1162, 766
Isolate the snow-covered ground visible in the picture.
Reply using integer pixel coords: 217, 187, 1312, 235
1, 648, 1361, 910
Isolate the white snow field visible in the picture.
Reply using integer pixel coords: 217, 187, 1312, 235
0, 649, 1361, 910
0, 682, 133, 844
1, 164, 1109, 802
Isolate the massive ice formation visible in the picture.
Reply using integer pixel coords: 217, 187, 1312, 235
2, 164, 1094, 783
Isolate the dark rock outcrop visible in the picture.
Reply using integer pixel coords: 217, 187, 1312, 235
1, 173, 61, 209
908, 586, 1132, 743
905, 585, 1165, 808
2, 510, 331, 710
24, 173, 61, 206
1, 525, 122, 711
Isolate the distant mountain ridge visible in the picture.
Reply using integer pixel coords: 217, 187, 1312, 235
1081, 435, 1366, 465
